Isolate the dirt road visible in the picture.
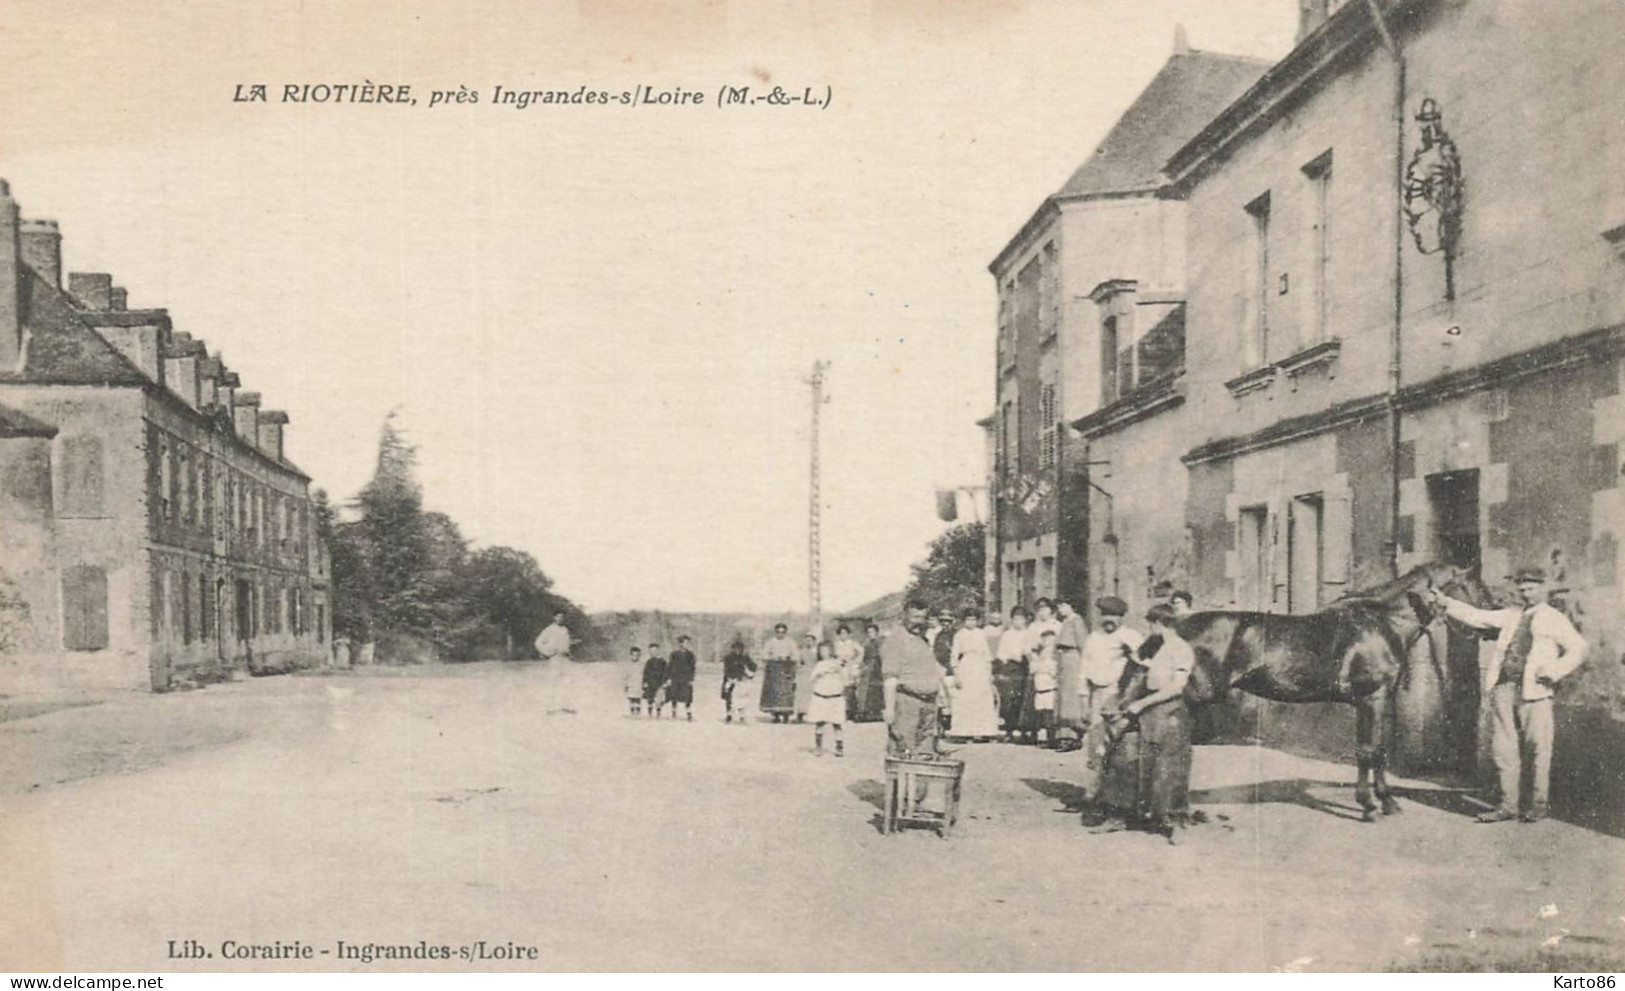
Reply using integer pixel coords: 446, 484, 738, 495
2, 661, 1621, 972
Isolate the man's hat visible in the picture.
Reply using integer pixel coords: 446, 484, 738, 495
1513, 565, 1547, 584
1095, 595, 1128, 617
1415, 97, 1441, 122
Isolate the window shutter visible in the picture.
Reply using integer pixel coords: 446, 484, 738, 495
1323, 489, 1352, 586
62, 565, 109, 651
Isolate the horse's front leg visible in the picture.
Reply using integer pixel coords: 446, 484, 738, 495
1373, 686, 1401, 817
1355, 700, 1378, 822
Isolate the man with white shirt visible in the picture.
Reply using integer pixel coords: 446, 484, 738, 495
1078, 596, 1144, 732
534, 612, 575, 715
1431, 566, 1587, 823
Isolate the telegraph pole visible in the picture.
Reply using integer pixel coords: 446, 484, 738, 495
806, 360, 830, 634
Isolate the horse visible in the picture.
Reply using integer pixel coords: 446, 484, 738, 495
1176, 562, 1494, 822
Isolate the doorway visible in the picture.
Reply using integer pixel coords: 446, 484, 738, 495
1426, 469, 1482, 773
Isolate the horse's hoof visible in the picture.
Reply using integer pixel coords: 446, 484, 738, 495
1382, 801, 1402, 816
1361, 809, 1380, 823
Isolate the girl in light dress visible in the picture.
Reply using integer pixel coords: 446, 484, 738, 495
624, 645, 644, 716
949, 608, 1001, 741
807, 640, 848, 757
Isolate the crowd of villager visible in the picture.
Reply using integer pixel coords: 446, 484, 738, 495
528, 563, 1588, 844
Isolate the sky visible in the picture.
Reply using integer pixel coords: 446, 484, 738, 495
0, 0, 1295, 614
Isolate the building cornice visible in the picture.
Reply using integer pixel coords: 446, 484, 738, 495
988, 188, 1162, 277
1072, 373, 1186, 440
1163, 0, 1438, 196
1183, 324, 1625, 466
141, 382, 311, 482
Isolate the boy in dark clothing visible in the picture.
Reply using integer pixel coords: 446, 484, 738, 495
642, 642, 668, 719
666, 635, 698, 721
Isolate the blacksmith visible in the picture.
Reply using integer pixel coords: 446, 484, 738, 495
1431, 566, 1588, 823
1078, 596, 1144, 733
1117, 603, 1196, 844
666, 635, 698, 721
881, 600, 942, 759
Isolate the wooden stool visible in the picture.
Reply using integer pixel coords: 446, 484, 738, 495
883, 756, 964, 837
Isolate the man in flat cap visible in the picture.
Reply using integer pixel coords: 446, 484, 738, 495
1078, 596, 1145, 736
1431, 566, 1588, 823
1075, 595, 1146, 809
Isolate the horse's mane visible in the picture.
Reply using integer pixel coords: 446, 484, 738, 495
1325, 564, 1451, 612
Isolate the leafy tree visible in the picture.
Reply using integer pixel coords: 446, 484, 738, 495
904, 522, 986, 616
326, 412, 597, 660
461, 547, 555, 657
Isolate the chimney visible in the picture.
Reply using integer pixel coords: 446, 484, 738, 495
258, 410, 289, 461
219, 370, 239, 415
1173, 24, 1191, 56
198, 355, 223, 409
162, 334, 205, 410
1297, 0, 1331, 43
20, 219, 61, 289
232, 391, 262, 443
0, 181, 20, 370
67, 272, 113, 311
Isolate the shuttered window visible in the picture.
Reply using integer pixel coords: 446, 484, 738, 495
60, 436, 105, 516
62, 565, 109, 651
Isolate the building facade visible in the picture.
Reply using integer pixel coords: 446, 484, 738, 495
1002, 0, 1625, 815
0, 181, 331, 692
986, 35, 1268, 617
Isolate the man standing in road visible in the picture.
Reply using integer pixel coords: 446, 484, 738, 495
882, 600, 943, 760
1431, 566, 1588, 823
1078, 596, 1144, 733
1053, 599, 1089, 752
666, 635, 698, 722
535, 612, 575, 715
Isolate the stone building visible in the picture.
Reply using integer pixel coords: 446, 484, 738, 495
0, 180, 331, 692
985, 32, 1269, 616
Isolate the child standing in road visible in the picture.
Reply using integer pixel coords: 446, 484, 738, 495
642, 642, 668, 719
807, 640, 848, 757
624, 645, 644, 717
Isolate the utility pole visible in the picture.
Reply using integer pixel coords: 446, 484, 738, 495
805, 360, 831, 635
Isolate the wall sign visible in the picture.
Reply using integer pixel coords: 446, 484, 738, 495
1403, 97, 1464, 300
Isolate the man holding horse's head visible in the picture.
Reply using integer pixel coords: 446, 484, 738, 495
1430, 565, 1588, 824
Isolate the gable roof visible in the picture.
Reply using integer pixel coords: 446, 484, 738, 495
991, 47, 1270, 274
1058, 50, 1272, 198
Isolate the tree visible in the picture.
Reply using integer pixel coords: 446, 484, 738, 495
461, 547, 555, 658
326, 412, 598, 661
904, 522, 986, 616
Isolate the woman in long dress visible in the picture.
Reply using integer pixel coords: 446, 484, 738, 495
759, 623, 799, 722
948, 608, 1000, 741
853, 622, 886, 721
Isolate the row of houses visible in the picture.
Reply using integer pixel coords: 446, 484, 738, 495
0, 181, 332, 692
982, 0, 1624, 796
